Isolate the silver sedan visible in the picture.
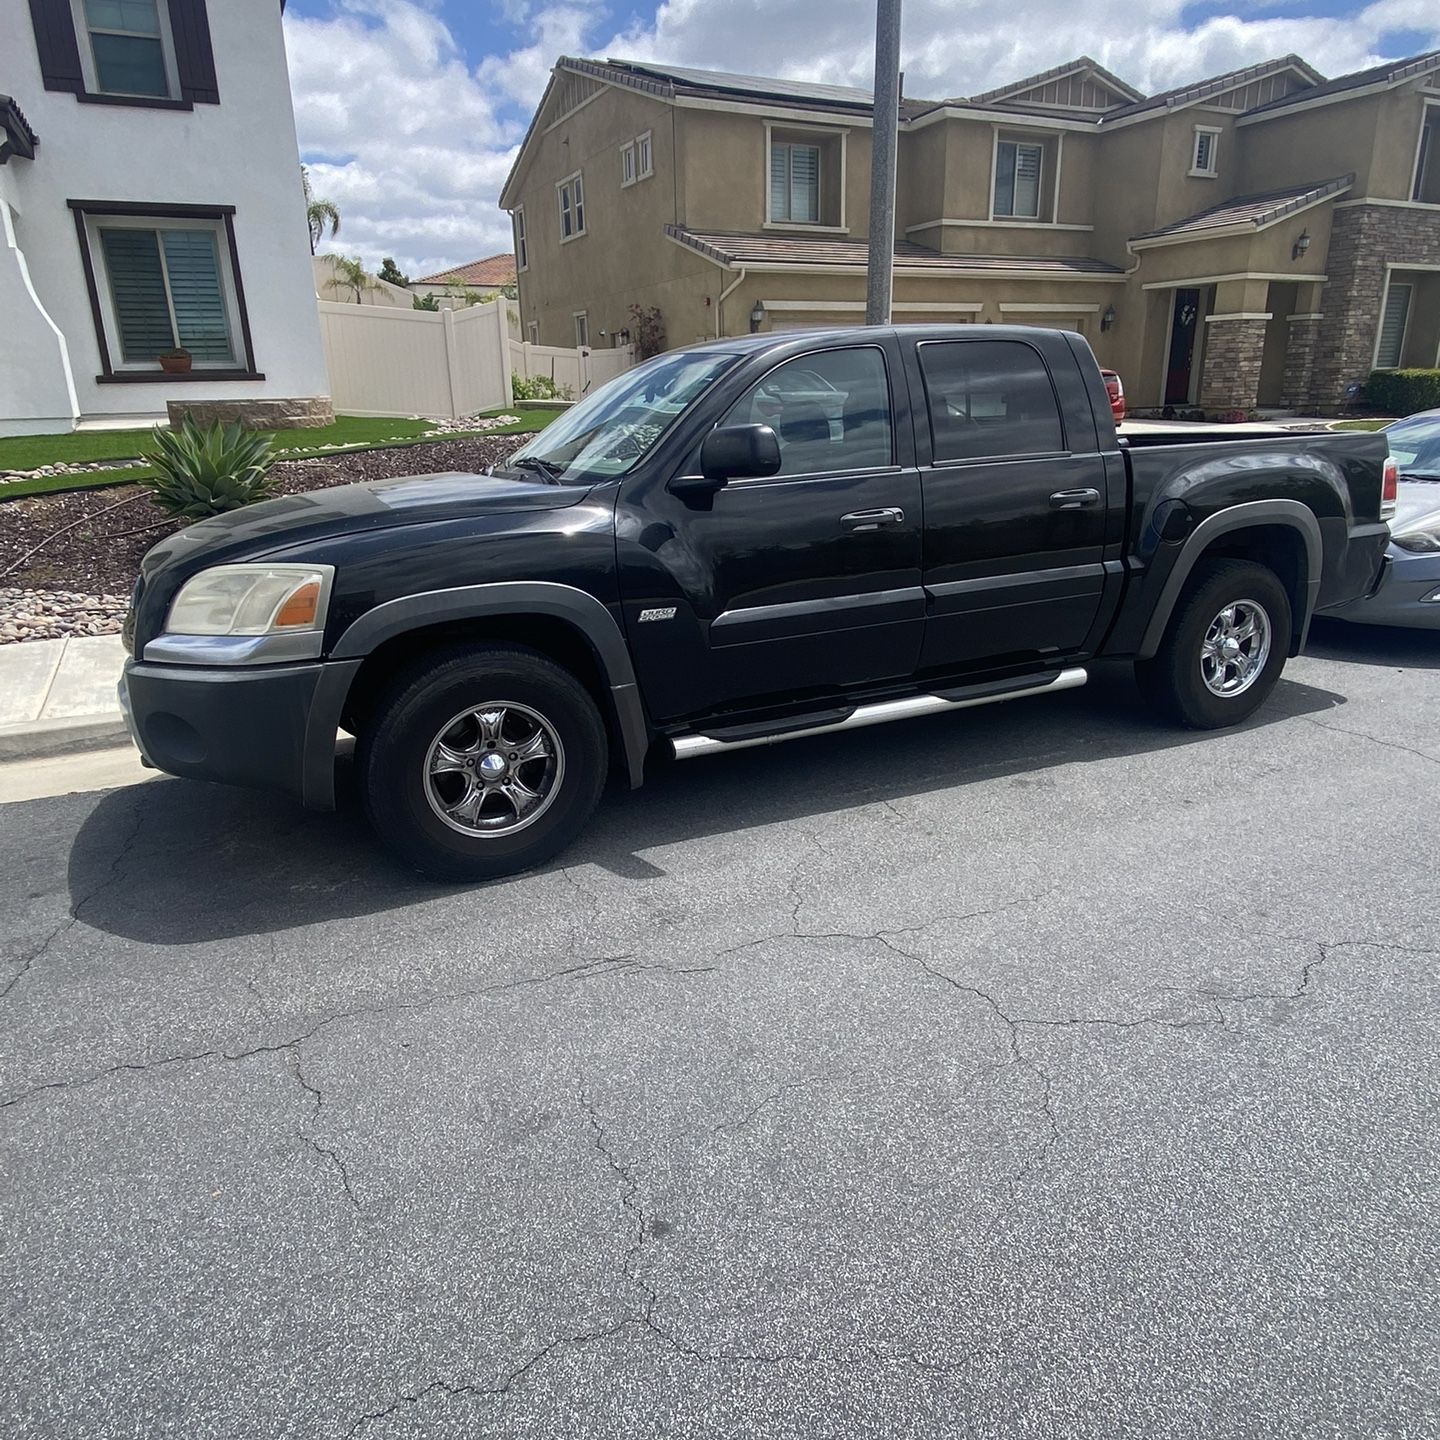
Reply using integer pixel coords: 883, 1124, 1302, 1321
1326, 409, 1440, 629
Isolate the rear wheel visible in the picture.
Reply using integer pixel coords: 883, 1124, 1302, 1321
359, 644, 608, 881
1136, 558, 1291, 728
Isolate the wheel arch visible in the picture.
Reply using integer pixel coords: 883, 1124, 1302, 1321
303, 584, 650, 809
1137, 500, 1322, 660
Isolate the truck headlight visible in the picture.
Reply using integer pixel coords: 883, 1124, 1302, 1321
165, 564, 334, 636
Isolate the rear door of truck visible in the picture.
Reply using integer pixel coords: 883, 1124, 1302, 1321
901, 328, 1119, 676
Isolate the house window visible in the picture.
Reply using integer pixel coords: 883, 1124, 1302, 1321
1376, 283, 1412, 369
74, 0, 175, 99
769, 142, 820, 224
558, 172, 585, 241
72, 203, 257, 380
573, 311, 590, 348
637, 131, 653, 179
621, 141, 636, 186
1414, 109, 1440, 204
1191, 126, 1221, 178
994, 140, 1043, 219
514, 207, 527, 272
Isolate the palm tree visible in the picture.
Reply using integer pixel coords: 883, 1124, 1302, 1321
302, 165, 341, 255
327, 254, 375, 303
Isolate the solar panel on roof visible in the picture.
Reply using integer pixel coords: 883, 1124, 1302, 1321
613, 58, 874, 106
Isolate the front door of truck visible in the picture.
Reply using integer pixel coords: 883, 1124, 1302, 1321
905, 334, 1111, 677
616, 341, 924, 725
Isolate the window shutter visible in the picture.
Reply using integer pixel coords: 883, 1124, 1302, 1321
1377, 284, 1411, 369
994, 143, 1016, 215
769, 143, 788, 220
165, 0, 219, 104
1013, 144, 1042, 218
790, 144, 819, 223
27, 0, 86, 94
99, 228, 176, 361
162, 229, 234, 362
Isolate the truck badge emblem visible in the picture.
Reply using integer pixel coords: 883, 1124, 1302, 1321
638, 607, 677, 622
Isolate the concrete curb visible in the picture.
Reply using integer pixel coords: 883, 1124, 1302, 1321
0, 713, 133, 762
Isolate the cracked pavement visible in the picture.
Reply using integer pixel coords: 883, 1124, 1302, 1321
2, 621, 1438, 1438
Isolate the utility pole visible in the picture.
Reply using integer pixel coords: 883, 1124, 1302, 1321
865, 0, 902, 325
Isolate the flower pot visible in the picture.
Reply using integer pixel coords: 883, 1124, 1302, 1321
159, 354, 193, 375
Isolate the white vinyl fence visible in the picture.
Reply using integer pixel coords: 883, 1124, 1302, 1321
319, 296, 635, 419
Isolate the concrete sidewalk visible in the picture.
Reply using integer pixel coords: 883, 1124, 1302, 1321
0, 635, 129, 759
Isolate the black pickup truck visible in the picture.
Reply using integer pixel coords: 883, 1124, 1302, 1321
120, 327, 1395, 878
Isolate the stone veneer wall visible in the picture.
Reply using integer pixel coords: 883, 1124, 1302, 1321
1197, 317, 1268, 412
1312, 204, 1440, 406
165, 397, 335, 430
1281, 317, 1322, 410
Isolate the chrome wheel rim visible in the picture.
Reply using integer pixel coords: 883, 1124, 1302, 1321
1200, 599, 1271, 697
423, 702, 565, 837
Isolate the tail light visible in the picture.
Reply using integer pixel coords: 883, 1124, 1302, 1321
1381, 456, 1398, 522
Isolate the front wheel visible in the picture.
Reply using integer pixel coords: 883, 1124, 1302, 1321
1136, 558, 1291, 729
359, 643, 608, 881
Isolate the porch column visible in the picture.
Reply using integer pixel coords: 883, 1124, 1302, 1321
1197, 279, 1269, 414
1281, 281, 1324, 411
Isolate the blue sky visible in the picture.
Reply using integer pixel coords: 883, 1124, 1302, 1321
281, 0, 1438, 278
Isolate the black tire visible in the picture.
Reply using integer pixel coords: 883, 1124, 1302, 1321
1135, 557, 1291, 729
358, 643, 608, 881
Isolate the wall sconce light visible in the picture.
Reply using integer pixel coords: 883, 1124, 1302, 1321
1292, 230, 1311, 261
1101, 304, 1117, 332
749, 300, 766, 333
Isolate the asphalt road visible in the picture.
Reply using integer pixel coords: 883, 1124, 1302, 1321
2, 621, 1437, 1439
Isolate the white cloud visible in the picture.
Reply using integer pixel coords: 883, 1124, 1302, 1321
284, 0, 1440, 276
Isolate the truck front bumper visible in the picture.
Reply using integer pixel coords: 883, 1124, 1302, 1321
119, 657, 362, 809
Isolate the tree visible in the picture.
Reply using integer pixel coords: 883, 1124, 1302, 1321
301, 165, 341, 255
378, 257, 410, 287
328, 254, 375, 304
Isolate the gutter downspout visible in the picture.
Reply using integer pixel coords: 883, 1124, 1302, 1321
716, 265, 747, 339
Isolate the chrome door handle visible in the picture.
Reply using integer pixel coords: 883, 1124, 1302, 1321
1049, 488, 1101, 510
840, 507, 905, 531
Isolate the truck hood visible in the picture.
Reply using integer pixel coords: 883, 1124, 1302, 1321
140, 469, 588, 579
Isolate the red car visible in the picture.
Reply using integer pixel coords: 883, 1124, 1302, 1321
1101, 369, 1125, 424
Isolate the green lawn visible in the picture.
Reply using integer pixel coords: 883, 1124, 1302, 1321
1329, 419, 1393, 431
0, 407, 562, 501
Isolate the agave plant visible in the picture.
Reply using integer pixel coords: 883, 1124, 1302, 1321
142, 417, 278, 519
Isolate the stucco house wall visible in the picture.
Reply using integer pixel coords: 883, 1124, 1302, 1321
0, 0, 330, 436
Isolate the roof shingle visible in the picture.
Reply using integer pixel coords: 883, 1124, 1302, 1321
666, 227, 1123, 275
415, 254, 517, 287
1131, 175, 1353, 242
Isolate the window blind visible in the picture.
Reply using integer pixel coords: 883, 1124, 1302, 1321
770, 143, 820, 223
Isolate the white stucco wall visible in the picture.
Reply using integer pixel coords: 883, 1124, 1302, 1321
0, 0, 329, 433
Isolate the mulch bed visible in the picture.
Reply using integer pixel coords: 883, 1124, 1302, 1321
0, 437, 526, 596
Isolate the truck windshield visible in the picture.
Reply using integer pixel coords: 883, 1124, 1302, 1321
502, 350, 738, 485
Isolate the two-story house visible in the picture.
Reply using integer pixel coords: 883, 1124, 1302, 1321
0, 0, 331, 437
500, 50, 1440, 413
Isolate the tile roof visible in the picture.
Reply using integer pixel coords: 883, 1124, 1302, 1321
1242, 49, 1440, 116
1102, 53, 1322, 121
1131, 175, 1353, 242
415, 254, 517, 287
665, 226, 1124, 274
0, 95, 38, 158
967, 55, 1143, 107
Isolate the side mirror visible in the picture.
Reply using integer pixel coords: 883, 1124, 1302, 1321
699, 424, 781, 483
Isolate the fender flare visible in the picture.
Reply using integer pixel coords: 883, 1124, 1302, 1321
302, 583, 649, 809
1137, 499, 1323, 660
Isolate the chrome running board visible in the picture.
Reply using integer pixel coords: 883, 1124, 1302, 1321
671, 666, 1088, 760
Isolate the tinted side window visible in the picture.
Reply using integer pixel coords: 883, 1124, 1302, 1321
725, 346, 893, 477
919, 340, 1065, 462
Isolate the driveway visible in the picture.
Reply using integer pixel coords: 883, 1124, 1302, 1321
2, 623, 1437, 1438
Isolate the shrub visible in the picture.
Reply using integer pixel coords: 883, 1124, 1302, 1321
512, 372, 569, 401
628, 303, 665, 360
1364, 369, 1440, 416
143, 417, 278, 519
411, 292, 440, 310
